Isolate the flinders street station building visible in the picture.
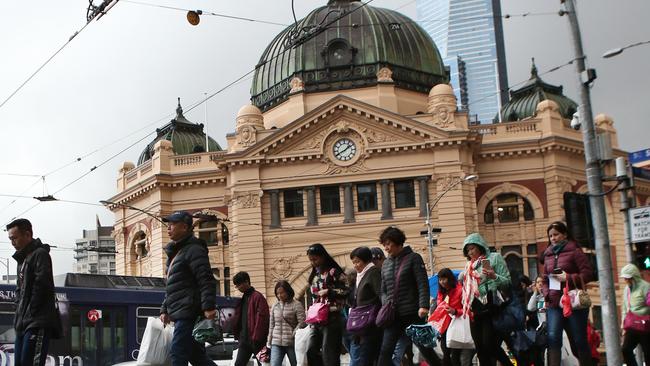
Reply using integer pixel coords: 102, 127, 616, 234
106, 0, 649, 323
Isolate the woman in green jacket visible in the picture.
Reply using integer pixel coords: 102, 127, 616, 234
460, 232, 513, 366
620, 263, 650, 366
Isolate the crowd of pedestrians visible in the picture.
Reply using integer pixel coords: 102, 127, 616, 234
9, 212, 648, 366
218, 222, 650, 366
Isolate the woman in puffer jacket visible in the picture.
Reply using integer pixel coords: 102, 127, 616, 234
620, 263, 650, 366
268, 280, 306, 366
541, 221, 593, 366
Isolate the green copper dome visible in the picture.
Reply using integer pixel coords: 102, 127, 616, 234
251, 0, 448, 111
496, 60, 578, 123
138, 99, 222, 165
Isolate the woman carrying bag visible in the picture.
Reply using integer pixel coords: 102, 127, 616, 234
375, 226, 440, 366
620, 263, 650, 366
306, 243, 349, 366
429, 268, 464, 366
541, 221, 593, 366
347, 246, 382, 366
267, 280, 306, 366
460, 232, 513, 366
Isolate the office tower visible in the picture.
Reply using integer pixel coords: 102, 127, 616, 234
417, 0, 509, 123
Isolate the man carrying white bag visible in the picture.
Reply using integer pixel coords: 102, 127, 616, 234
137, 317, 174, 365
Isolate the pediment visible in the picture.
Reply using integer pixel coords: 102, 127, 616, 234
228, 95, 461, 162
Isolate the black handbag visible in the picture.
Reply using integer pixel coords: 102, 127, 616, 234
535, 321, 548, 347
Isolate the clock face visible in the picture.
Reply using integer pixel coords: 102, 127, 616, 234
333, 138, 357, 161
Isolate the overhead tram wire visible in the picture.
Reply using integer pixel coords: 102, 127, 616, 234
121, 0, 288, 27
0, 20, 94, 111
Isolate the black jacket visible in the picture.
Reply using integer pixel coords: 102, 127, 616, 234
353, 266, 381, 307
12, 239, 62, 336
380, 246, 430, 321
161, 234, 216, 321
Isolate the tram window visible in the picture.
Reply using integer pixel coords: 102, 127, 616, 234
136, 307, 162, 344
0, 302, 16, 343
71, 307, 81, 354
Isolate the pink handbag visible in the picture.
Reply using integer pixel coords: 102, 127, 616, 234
305, 300, 329, 325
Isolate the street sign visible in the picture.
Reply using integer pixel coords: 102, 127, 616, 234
629, 205, 650, 243
87, 309, 102, 323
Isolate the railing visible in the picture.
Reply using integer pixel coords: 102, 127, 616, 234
174, 155, 202, 166
470, 120, 540, 136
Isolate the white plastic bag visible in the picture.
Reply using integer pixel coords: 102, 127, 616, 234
294, 326, 312, 366
137, 317, 173, 365
446, 315, 474, 349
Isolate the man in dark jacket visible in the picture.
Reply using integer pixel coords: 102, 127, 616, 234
8, 218, 62, 366
232, 271, 270, 366
159, 211, 217, 366
377, 226, 440, 366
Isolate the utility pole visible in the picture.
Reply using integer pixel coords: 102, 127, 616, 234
562, 0, 622, 363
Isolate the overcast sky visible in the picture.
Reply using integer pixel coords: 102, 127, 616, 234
1, 0, 648, 275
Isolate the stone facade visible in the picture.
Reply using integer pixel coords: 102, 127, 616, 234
107, 81, 649, 323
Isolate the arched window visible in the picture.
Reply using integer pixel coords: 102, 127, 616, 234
484, 193, 535, 224
198, 221, 218, 247
132, 231, 148, 260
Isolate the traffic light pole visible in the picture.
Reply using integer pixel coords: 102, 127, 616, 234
562, 0, 622, 363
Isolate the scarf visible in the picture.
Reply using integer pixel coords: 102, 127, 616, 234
461, 255, 485, 320
356, 262, 375, 288
551, 239, 568, 255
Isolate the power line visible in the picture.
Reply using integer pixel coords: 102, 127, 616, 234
121, 0, 288, 27
0, 21, 93, 111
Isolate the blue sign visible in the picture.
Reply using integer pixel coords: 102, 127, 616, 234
629, 148, 650, 166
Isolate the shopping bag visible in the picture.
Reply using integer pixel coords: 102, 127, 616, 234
446, 315, 474, 349
137, 317, 173, 365
305, 300, 329, 325
561, 287, 573, 318
192, 317, 224, 344
294, 326, 312, 366
405, 323, 438, 349
428, 304, 451, 334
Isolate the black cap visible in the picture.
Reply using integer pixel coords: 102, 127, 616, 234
371, 247, 386, 260
162, 211, 193, 226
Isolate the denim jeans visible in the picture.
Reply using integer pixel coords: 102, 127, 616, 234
271, 345, 297, 366
377, 318, 440, 366
546, 307, 590, 358
14, 328, 50, 366
349, 332, 381, 366
170, 318, 214, 366
307, 312, 344, 366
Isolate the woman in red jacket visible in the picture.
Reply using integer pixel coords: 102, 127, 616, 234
431, 268, 464, 366
542, 221, 593, 366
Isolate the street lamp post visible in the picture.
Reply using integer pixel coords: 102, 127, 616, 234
603, 40, 650, 58
425, 175, 477, 275
562, 0, 623, 363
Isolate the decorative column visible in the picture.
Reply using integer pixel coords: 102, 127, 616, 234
380, 180, 393, 220
269, 190, 280, 228
417, 176, 430, 217
306, 186, 318, 226
343, 183, 355, 223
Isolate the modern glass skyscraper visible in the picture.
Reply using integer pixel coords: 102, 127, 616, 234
417, 0, 509, 124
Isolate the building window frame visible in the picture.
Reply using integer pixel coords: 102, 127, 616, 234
356, 183, 378, 212
319, 186, 341, 215
394, 179, 416, 209
283, 189, 304, 218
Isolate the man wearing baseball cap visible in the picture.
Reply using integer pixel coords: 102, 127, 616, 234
159, 211, 217, 366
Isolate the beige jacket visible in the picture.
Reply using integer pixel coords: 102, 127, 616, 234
267, 299, 306, 347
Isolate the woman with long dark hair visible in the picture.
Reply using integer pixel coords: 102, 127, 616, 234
541, 221, 593, 366
432, 268, 464, 366
268, 280, 305, 366
306, 243, 349, 366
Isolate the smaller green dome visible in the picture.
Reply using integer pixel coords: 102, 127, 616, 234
138, 99, 222, 165
496, 59, 578, 123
